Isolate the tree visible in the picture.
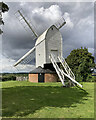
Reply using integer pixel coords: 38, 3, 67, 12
0, 2, 9, 13
0, 2, 9, 34
65, 47, 95, 82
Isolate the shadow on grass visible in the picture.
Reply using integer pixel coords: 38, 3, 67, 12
2, 85, 88, 117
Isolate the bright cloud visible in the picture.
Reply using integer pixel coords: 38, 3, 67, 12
0, 54, 35, 73
0, 54, 16, 73
32, 5, 74, 30
77, 16, 94, 30
20, 2, 26, 6
32, 5, 62, 21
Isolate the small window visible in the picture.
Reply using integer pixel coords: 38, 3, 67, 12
51, 27, 53, 30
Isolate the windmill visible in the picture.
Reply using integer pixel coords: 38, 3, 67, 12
14, 9, 82, 88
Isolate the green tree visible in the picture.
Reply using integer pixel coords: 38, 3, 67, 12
0, 2, 9, 13
65, 47, 95, 82
0, 2, 9, 34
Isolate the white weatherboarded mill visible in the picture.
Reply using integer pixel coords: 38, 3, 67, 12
35, 25, 62, 68
14, 9, 82, 88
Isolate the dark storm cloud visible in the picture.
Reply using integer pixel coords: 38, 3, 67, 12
2, 2, 94, 62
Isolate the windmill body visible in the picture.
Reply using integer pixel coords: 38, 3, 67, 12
35, 25, 62, 68
14, 9, 83, 87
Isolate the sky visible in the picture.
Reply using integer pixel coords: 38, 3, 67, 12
0, 2, 95, 73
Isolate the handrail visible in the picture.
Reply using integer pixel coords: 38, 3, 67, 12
49, 54, 65, 86
58, 56, 75, 80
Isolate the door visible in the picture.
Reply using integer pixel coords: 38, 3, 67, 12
38, 73, 44, 82
51, 50, 58, 62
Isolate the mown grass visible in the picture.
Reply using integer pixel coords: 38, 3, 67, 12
2, 81, 94, 118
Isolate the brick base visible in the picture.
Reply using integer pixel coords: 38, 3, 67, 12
45, 74, 58, 82
29, 74, 38, 83
29, 73, 58, 83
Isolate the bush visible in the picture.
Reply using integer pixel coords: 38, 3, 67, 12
86, 74, 95, 82
2, 75, 16, 81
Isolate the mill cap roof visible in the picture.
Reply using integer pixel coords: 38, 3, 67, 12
35, 29, 48, 46
35, 25, 57, 46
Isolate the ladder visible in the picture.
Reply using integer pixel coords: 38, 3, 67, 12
49, 54, 65, 86
49, 54, 83, 88
58, 56, 75, 80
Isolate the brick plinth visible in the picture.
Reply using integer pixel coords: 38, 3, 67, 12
45, 74, 58, 82
29, 74, 38, 83
29, 73, 58, 83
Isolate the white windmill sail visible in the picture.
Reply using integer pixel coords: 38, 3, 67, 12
15, 9, 38, 39
14, 9, 38, 67
14, 46, 35, 67
54, 15, 66, 29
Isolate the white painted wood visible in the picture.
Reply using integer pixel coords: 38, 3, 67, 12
35, 29, 47, 46
46, 25, 62, 64
36, 40, 46, 68
51, 50, 58, 61
49, 54, 65, 86
58, 56, 75, 80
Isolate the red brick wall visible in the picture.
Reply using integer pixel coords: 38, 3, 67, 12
29, 74, 38, 83
45, 74, 58, 82
29, 73, 59, 83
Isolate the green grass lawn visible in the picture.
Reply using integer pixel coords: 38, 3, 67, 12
2, 81, 94, 118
